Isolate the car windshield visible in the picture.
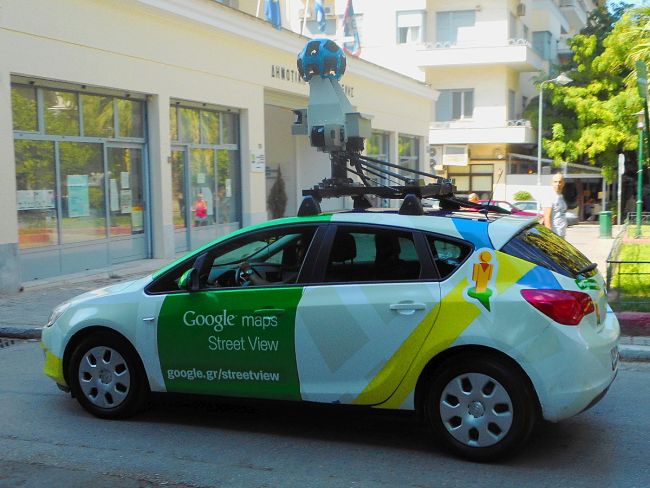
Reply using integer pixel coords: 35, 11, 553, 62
501, 224, 597, 278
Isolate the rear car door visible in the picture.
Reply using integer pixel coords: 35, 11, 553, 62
294, 224, 442, 405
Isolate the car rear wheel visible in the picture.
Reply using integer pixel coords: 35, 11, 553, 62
69, 332, 148, 419
424, 353, 537, 462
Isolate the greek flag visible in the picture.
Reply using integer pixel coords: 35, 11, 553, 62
265, 0, 282, 30
314, 0, 326, 33
342, 0, 360, 56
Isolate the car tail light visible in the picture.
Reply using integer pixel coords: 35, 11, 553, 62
520, 289, 595, 326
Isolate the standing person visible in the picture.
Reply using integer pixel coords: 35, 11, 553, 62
193, 193, 208, 226
543, 172, 568, 238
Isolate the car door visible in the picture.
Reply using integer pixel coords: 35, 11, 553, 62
294, 224, 442, 406
154, 224, 324, 400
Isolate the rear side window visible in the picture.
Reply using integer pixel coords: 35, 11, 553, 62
426, 235, 472, 279
501, 224, 596, 278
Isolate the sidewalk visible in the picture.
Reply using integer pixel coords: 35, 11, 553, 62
1, 224, 649, 361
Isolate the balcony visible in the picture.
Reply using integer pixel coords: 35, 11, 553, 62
559, 0, 588, 32
429, 119, 535, 145
416, 40, 545, 72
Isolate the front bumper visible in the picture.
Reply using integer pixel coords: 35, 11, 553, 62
41, 342, 67, 389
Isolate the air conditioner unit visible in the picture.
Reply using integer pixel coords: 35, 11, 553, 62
429, 145, 443, 168
442, 145, 469, 166
516, 2, 526, 16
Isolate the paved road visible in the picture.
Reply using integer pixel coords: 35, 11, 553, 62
1, 340, 649, 487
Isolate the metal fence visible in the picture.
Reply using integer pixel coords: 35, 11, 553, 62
606, 212, 650, 312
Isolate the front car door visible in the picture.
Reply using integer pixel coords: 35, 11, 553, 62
153, 223, 324, 400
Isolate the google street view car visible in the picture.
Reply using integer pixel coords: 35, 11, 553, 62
41, 40, 619, 461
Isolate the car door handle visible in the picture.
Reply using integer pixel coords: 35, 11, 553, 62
142, 317, 156, 323
253, 308, 285, 316
389, 302, 426, 314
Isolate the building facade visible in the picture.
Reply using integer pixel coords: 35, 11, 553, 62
0, 0, 435, 291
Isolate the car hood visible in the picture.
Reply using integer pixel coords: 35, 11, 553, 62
65, 275, 150, 306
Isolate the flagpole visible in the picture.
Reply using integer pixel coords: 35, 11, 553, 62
301, 0, 310, 35
256, 0, 261, 17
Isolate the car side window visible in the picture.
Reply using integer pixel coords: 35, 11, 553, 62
426, 235, 472, 279
146, 225, 317, 293
323, 227, 421, 283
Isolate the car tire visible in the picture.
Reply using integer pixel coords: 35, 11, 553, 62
68, 331, 148, 419
423, 353, 538, 462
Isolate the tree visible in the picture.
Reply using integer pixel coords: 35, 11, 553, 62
541, 5, 649, 181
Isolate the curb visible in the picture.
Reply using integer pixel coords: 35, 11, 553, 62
1, 326, 649, 362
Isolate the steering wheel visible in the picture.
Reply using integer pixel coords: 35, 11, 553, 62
235, 261, 263, 285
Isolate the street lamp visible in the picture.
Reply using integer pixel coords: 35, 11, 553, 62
635, 110, 645, 238
537, 72, 573, 185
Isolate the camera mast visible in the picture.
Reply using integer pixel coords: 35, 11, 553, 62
291, 39, 507, 217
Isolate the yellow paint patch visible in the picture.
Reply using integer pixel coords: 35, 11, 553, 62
494, 251, 535, 295
353, 303, 440, 405
42, 345, 67, 387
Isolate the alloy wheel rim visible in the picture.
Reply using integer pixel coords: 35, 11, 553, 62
78, 346, 131, 409
439, 372, 513, 448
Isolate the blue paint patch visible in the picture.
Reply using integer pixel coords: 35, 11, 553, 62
452, 218, 492, 249
517, 266, 562, 289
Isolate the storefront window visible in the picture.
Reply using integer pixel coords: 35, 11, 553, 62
179, 107, 200, 143
15, 140, 58, 248
83, 95, 114, 138
108, 148, 144, 236
222, 112, 238, 145
171, 150, 186, 230
60, 142, 106, 243
117, 99, 144, 138
398, 134, 420, 174
190, 149, 216, 226
217, 149, 239, 224
201, 111, 220, 144
11, 85, 38, 132
44, 89, 80, 136
170, 106, 178, 141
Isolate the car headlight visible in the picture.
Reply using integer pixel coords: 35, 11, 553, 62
45, 301, 71, 328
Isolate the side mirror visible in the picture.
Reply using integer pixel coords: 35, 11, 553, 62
178, 253, 208, 292
178, 268, 197, 292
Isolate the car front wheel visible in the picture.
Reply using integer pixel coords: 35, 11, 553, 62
68, 332, 148, 419
424, 353, 538, 462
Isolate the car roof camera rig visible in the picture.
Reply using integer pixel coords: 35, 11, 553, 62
291, 39, 503, 217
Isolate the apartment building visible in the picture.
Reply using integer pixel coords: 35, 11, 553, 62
280, 0, 599, 202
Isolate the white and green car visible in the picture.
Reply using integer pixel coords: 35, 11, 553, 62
41, 210, 619, 461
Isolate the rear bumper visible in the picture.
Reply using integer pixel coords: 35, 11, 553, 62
532, 311, 620, 422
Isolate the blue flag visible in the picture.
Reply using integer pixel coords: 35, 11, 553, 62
342, 0, 360, 56
314, 0, 326, 33
265, 0, 282, 30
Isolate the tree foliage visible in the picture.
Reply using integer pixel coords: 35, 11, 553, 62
540, 4, 649, 181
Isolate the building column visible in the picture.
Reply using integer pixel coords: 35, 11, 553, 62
240, 100, 268, 226
147, 94, 175, 260
0, 68, 20, 293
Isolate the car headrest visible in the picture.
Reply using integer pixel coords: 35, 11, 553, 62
374, 233, 401, 263
330, 232, 356, 263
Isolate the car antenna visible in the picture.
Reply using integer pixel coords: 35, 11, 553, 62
483, 168, 505, 220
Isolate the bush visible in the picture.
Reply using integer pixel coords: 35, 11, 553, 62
513, 191, 533, 201
267, 167, 287, 219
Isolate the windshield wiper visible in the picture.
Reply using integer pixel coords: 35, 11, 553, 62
576, 262, 597, 275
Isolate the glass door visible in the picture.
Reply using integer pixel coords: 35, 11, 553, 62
106, 145, 146, 263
